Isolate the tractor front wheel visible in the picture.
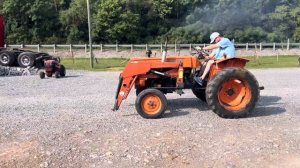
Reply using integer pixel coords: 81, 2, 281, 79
135, 89, 167, 119
206, 67, 259, 118
39, 71, 45, 79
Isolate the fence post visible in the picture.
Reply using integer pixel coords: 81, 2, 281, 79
85, 44, 87, 53
37, 44, 40, 52
69, 44, 72, 53
100, 44, 103, 52
53, 44, 56, 53
273, 43, 276, 51
131, 44, 133, 53
146, 44, 148, 51
287, 39, 290, 50
4, 44, 6, 48
116, 42, 118, 52
21, 44, 24, 49
260, 43, 262, 51
175, 42, 177, 53
254, 43, 258, 60
246, 43, 248, 51
189, 44, 192, 52
161, 43, 163, 53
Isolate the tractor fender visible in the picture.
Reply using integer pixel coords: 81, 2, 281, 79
209, 58, 250, 79
215, 57, 249, 69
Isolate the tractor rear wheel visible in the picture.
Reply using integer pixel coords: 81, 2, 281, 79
54, 71, 60, 78
60, 65, 66, 77
192, 88, 206, 102
206, 67, 259, 118
135, 89, 167, 119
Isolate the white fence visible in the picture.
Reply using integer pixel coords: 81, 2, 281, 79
3, 42, 299, 53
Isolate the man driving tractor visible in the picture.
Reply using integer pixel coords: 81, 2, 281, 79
194, 32, 236, 86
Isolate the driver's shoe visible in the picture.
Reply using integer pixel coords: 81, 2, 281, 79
194, 76, 203, 86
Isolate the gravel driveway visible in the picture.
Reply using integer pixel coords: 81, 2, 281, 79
0, 68, 300, 168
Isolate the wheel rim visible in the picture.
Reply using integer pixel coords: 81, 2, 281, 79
0, 55, 9, 64
21, 56, 30, 66
141, 95, 162, 114
218, 78, 251, 111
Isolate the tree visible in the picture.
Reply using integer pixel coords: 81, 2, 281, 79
59, 0, 89, 43
93, 0, 140, 43
2, 0, 61, 44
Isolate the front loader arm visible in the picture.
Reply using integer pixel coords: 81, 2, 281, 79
112, 75, 137, 111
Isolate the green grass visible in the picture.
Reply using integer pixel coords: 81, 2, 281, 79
61, 55, 299, 71
244, 55, 299, 69
61, 57, 129, 71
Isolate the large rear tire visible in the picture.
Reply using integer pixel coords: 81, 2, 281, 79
17, 52, 35, 67
0, 52, 16, 66
55, 71, 60, 78
135, 89, 167, 119
60, 65, 66, 77
192, 88, 206, 102
206, 67, 259, 118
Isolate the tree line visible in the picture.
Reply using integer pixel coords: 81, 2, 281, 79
1, 0, 300, 44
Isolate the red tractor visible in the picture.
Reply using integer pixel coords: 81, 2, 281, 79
39, 58, 66, 79
113, 48, 263, 119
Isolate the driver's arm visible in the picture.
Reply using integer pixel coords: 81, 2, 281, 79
203, 44, 219, 50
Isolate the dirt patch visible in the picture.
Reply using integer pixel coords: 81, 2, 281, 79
0, 141, 43, 167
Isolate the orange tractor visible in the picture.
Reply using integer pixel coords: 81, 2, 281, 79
113, 48, 263, 119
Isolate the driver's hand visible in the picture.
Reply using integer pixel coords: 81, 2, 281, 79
195, 46, 202, 50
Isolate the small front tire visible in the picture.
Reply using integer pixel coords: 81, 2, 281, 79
135, 89, 167, 119
39, 71, 45, 79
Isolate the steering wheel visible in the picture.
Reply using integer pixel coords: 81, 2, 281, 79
191, 47, 209, 60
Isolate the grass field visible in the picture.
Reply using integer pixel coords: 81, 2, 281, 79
245, 55, 299, 69
61, 57, 129, 71
61, 55, 300, 71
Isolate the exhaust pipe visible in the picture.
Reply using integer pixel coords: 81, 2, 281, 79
161, 50, 167, 62
161, 41, 168, 62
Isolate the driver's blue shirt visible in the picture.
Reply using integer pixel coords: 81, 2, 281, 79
212, 38, 235, 59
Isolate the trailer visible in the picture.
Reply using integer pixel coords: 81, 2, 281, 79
0, 16, 60, 69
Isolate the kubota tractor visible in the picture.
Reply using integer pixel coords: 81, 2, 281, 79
113, 48, 263, 119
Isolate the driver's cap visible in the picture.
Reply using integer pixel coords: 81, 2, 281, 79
210, 32, 220, 43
